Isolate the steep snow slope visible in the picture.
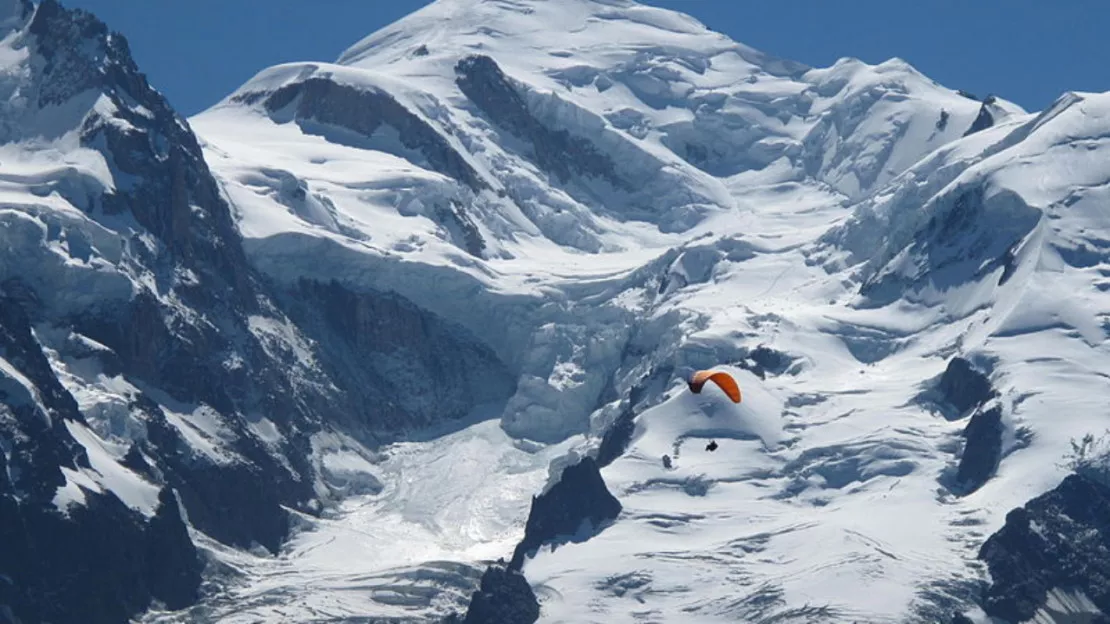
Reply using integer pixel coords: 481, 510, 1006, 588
171, 0, 1107, 623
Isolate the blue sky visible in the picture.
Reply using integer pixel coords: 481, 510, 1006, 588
68, 0, 1106, 117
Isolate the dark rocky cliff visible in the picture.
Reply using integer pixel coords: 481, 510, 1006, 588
0, 292, 202, 624
978, 473, 1110, 622
510, 456, 622, 571
455, 564, 541, 624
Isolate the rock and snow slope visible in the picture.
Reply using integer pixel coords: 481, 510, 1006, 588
2, 0, 1109, 622
0, 1, 510, 622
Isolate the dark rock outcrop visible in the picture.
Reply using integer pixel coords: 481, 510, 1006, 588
31, 0, 252, 288
0, 452, 202, 624
595, 405, 636, 469
458, 564, 540, 624
144, 487, 203, 609
596, 362, 678, 468
743, 345, 796, 379
1, 490, 148, 624
0, 291, 89, 504
455, 457, 622, 622
953, 405, 1003, 494
434, 200, 487, 257
978, 474, 1110, 622
455, 54, 628, 189
0, 284, 87, 428
510, 456, 622, 570
963, 97, 999, 136
936, 109, 950, 131
132, 395, 292, 555
938, 356, 995, 418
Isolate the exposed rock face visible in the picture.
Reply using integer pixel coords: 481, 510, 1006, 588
29, 0, 322, 550
978, 474, 1110, 622
459, 565, 541, 624
930, 356, 1003, 495
595, 404, 636, 469
29, 0, 249, 284
0, 294, 203, 624
742, 345, 796, 380
143, 487, 203, 610
1, 490, 148, 624
456, 456, 621, 623
963, 96, 997, 137
434, 200, 488, 257
0, 290, 89, 501
937, 356, 995, 418
136, 398, 293, 554
953, 405, 1003, 494
510, 456, 622, 570
0, 2, 409, 621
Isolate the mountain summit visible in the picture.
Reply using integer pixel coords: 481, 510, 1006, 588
203, 0, 1014, 266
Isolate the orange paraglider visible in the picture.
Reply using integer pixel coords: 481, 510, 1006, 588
687, 370, 742, 403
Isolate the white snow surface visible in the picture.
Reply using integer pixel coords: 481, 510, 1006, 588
136, 0, 1110, 621
64, 419, 161, 517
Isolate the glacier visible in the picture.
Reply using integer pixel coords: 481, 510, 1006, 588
0, 0, 1108, 622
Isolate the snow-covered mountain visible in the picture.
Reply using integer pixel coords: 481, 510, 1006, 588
1, 0, 1108, 622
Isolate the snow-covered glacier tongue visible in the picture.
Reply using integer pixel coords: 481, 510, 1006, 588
4, 0, 1108, 621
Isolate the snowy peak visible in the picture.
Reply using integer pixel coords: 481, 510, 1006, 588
337, 0, 784, 72
0, 0, 163, 142
196, 0, 1018, 284
799, 55, 1023, 197
0, 0, 255, 312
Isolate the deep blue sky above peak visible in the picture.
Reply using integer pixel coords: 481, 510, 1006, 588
64, 0, 1106, 117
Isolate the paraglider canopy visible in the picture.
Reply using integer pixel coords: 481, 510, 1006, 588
687, 369, 742, 403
